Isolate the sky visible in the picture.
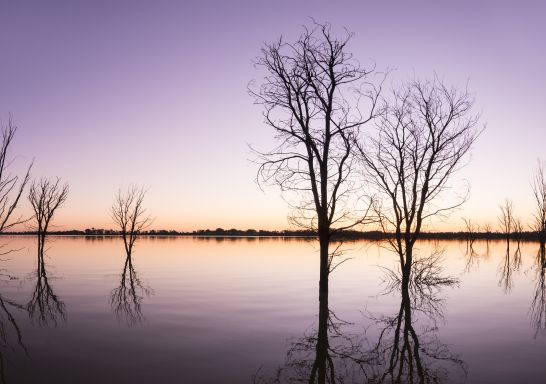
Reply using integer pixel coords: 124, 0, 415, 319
0, 0, 545, 231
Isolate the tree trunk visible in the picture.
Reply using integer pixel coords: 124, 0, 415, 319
314, 232, 330, 384
318, 234, 330, 303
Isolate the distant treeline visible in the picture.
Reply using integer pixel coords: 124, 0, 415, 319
1, 228, 543, 241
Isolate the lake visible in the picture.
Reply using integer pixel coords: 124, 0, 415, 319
0, 236, 544, 383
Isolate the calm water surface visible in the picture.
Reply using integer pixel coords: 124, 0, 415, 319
0, 236, 544, 383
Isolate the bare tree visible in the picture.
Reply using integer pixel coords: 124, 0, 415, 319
462, 218, 479, 241
28, 177, 69, 254
250, 22, 383, 298
531, 159, 546, 243
0, 117, 32, 232
110, 185, 152, 256
513, 217, 524, 243
498, 199, 514, 240
483, 222, 492, 238
357, 77, 480, 279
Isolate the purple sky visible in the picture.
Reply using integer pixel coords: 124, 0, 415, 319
1, 0, 545, 231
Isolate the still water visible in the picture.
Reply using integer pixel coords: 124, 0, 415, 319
0, 236, 544, 383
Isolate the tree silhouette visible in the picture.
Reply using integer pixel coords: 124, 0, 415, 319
110, 186, 152, 256
357, 77, 480, 279
28, 177, 69, 255
498, 199, 514, 241
251, 22, 383, 303
0, 117, 32, 233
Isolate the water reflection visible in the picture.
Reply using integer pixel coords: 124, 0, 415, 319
498, 239, 522, 294
0, 248, 28, 384
530, 242, 546, 337
368, 257, 465, 383
110, 248, 153, 326
26, 241, 66, 326
256, 248, 465, 383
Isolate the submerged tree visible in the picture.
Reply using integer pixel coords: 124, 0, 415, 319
26, 177, 68, 326
110, 186, 152, 256
498, 199, 514, 241
0, 117, 32, 233
110, 185, 153, 325
357, 77, 480, 278
28, 177, 69, 254
251, 22, 383, 300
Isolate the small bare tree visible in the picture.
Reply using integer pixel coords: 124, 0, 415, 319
0, 117, 32, 232
483, 222, 492, 237
251, 22, 383, 299
110, 186, 152, 256
498, 199, 514, 240
357, 77, 480, 279
28, 178, 69, 254
462, 218, 479, 241
532, 159, 546, 243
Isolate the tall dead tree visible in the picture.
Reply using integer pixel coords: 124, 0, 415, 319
0, 117, 32, 232
110, 186, 152, 256
251, 22, 383, 300
532, 160, 546, 243
28, 178, 69, 254
357, 77, 480, 282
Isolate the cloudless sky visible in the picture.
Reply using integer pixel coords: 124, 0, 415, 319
0, 0, 544, 231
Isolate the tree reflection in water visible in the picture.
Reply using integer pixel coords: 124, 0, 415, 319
368, 254, 465, 384
110, 249, 153, 326
26, 243, 66, 327
530, 242, 546, 337
255, 251, 465, 384
498, 239, 522, 294
0, 252, 28, 384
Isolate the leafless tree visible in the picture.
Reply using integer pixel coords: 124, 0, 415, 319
498, 199, 514, 241
513, 217, 524, 243
483, 222, 492, 239
462, 218, 479, 241
110, 185, 152, 255
28, 177, 69, 254
357, 77, 480, 280
0, 117, 32, 233
250, 22, 384, 298
531, 159, 546, 243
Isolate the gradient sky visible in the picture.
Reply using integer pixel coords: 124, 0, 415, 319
0, 0, 545, 231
